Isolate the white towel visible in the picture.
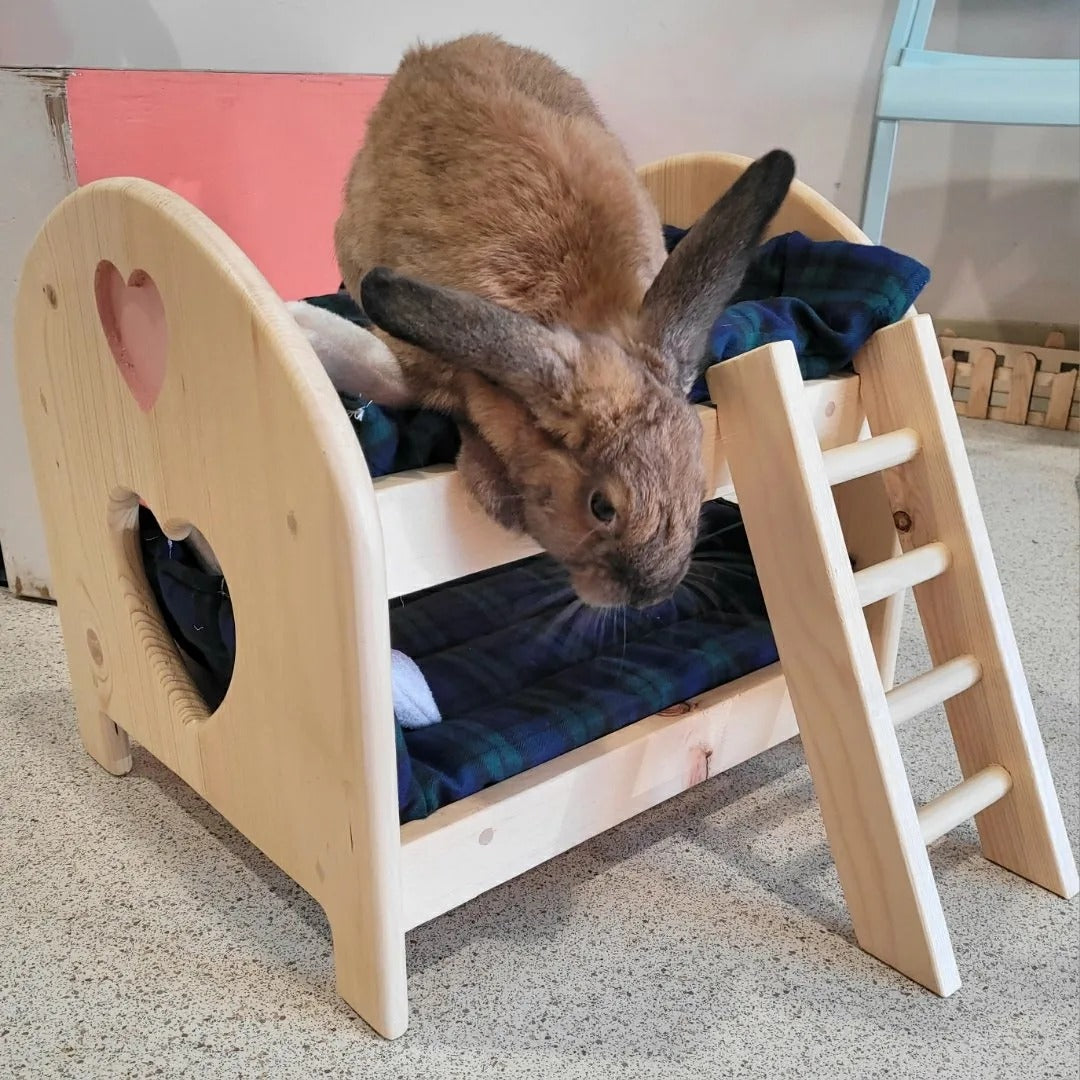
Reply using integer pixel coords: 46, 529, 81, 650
391, 650, 442, 728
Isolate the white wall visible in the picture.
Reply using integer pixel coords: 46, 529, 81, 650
0, 70, 74, 597
1, 0, 1077, 322
2, 0, 1080, 321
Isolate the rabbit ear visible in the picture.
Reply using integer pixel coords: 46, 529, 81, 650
360, 267, 570, 399
639, 149, 795, 393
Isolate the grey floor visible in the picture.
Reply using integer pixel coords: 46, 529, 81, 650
1, 419, 1077, 1080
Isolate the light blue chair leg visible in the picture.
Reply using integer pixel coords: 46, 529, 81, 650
860, 0, 923, 242
861, 118, 899, 244
908, 0, 937, 51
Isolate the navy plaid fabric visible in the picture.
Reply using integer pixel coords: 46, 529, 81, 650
141, 500, 774, 823
666, 227, 930, 403
306, 227, 929, 458
392, 499, 774, 820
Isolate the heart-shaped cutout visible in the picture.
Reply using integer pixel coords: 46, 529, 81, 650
94, 260, 168, 412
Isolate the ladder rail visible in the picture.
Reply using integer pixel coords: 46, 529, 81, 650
706, 316, 1077, 1002
708, 342, 962, 998
857, 315, 1078, 900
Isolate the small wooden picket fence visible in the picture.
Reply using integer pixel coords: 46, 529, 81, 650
938, 329, 1080, 433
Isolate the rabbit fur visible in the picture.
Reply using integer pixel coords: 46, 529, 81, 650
292, 33, 794, 608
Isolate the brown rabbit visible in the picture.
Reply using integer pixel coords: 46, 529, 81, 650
294, 33, 794, 608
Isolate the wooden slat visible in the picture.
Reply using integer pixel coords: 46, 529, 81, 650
1046, 369, 1079, 430
1004, 352, 1037, 424
941, 332, 1080, 430
941, 354, 956, 389
377, 380, 865, 599
857, 315, 1079, 901
965, 347, 997, 419
708, 339, 961, 998
953, 366, 1062, 399
400, 663, 797, 929
939, 333, 1080, 375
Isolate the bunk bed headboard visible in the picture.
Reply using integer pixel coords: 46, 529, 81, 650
14, 176, 409, 1032
638, 151, 869, 242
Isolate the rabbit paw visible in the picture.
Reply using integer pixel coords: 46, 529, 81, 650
286, 300, 415, 406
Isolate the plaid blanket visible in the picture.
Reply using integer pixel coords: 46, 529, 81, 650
140, 500, 775, 822
305, 228, 929, 469
671, 226, 930, 402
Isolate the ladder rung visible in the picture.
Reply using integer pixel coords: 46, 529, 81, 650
886, 655, 982, 726
918, 765, 1013, 845
822, 428, 921, 487
854, 542, 950, 607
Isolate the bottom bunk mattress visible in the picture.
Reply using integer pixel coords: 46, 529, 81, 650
139, 499, 778, 824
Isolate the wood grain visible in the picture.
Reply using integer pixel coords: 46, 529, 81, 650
918, 766, 1012, 846
638, 151, 871, 241
942, 354, 956, 390
400, 663, 796, 930
1045, 369, 1079, 430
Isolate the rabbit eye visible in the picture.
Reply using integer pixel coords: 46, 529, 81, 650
589, 490, 617, 524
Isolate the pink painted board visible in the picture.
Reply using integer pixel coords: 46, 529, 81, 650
67, 69, 388, 299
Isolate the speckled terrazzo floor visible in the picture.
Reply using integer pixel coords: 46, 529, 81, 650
1, 419, 1077, 1080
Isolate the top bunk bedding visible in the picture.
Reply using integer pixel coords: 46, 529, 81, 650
308, 224, 929, 481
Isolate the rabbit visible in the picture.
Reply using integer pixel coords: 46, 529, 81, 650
292, 33, 794, 609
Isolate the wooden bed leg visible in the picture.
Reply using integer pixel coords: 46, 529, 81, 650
329, 910, 409, 1040
77, 707, 133, 776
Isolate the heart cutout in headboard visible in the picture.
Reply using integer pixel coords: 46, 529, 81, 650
94, 260, 168, 412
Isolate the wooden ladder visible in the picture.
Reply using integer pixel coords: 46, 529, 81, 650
707, 312, 1078, 996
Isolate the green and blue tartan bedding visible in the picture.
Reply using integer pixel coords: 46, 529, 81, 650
140, 500, 773, 823
387, 498, 774, 820
309, 227, 929, 469
139, 227, 929, 822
